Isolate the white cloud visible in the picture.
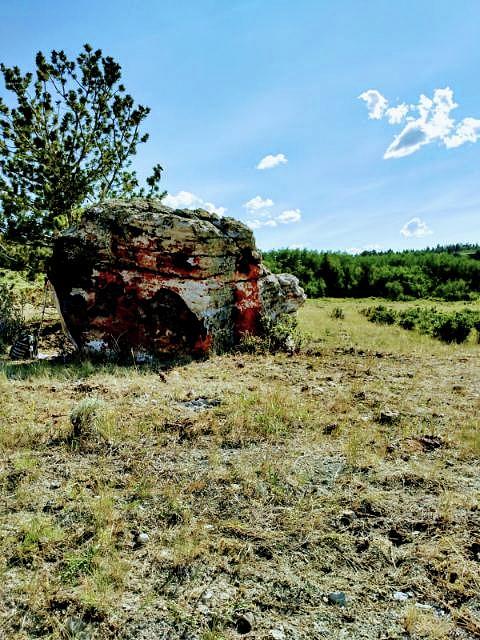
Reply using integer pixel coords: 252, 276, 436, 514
384, 88, 458, 159
163, 191, 199, 209
386, 103, 409, 124
162, 191, 226, 216
246, 219, 277, 230
361, 86, 480, 159
277, 208, 302, 224
244, 205, 302, 231
359, 89, 389, 120
202, 202, 227, 215
444, 117, 480, 148
256, 153, 288, 170
243, 195, 274, 212
400, 217, 433, 238
384, 120, 428, 159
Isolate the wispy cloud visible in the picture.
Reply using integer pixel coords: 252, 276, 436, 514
243, 195, 274, 212
386, 103, 409, 125
359, 87, 480, 159
358, 89, 388, 120
162, 191, 226, 215
256, 153, 288, 170
277, 208, 301, 224
246, 219, 278, 230
444, 117, 480, 149
245, 207, 302, 230
400, 217, 433, 238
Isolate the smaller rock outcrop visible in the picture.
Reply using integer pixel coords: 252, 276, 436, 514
48, 199, 305, 358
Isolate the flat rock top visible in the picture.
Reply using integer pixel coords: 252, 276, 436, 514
75, 199, 256, 249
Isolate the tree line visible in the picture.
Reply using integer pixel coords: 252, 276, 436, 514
263, 245, 480, 300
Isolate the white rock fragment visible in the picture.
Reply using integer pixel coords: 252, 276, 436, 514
136, 532, 149, 545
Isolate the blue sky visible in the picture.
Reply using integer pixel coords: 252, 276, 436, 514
1, 0, 480, 251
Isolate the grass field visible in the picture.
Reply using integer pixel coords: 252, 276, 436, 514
0, 297, 479, 639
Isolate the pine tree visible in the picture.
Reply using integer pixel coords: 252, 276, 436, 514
0, 44, 163, 253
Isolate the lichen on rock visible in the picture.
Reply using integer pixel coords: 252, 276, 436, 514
48, 199, 305, 358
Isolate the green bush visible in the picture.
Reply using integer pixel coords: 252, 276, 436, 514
431, 311, 475, 344
397, 306, 439, 334
238, 313, 303, 354
330, 306, 345, 320
362, 305, 397, 325
0, 282, 25, 351
363, 303, 479, 344
474, 319, 480, 344
69, 396, 111, 447
397, 307, 419, 330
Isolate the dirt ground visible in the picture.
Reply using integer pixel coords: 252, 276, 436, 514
0, 299, 479, 639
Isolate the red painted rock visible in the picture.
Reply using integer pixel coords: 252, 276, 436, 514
48, 199, 305, 358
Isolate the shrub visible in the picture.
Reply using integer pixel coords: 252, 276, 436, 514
330, 307, 345, 320
237, 333, 267, 355
397, 306, 439, 334
397, 307, 419, 330
431, 311, 475, 344
363, 302, 479, 345
238, 313, 303, 354
0, 282, 25, 351
474, 319, 480, 344
362, 305, 397, 325
69, 397, 110, 444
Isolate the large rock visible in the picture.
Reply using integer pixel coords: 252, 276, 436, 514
48, 199, 305, 358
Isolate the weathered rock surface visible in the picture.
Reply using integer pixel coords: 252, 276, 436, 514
49, 199, 305, 357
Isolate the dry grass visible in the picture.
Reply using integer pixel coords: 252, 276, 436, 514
0, 298, 479, 639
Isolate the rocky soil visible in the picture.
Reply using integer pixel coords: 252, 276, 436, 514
0, 300, 479, 639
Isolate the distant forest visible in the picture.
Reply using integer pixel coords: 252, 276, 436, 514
263, 244, 480, 300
